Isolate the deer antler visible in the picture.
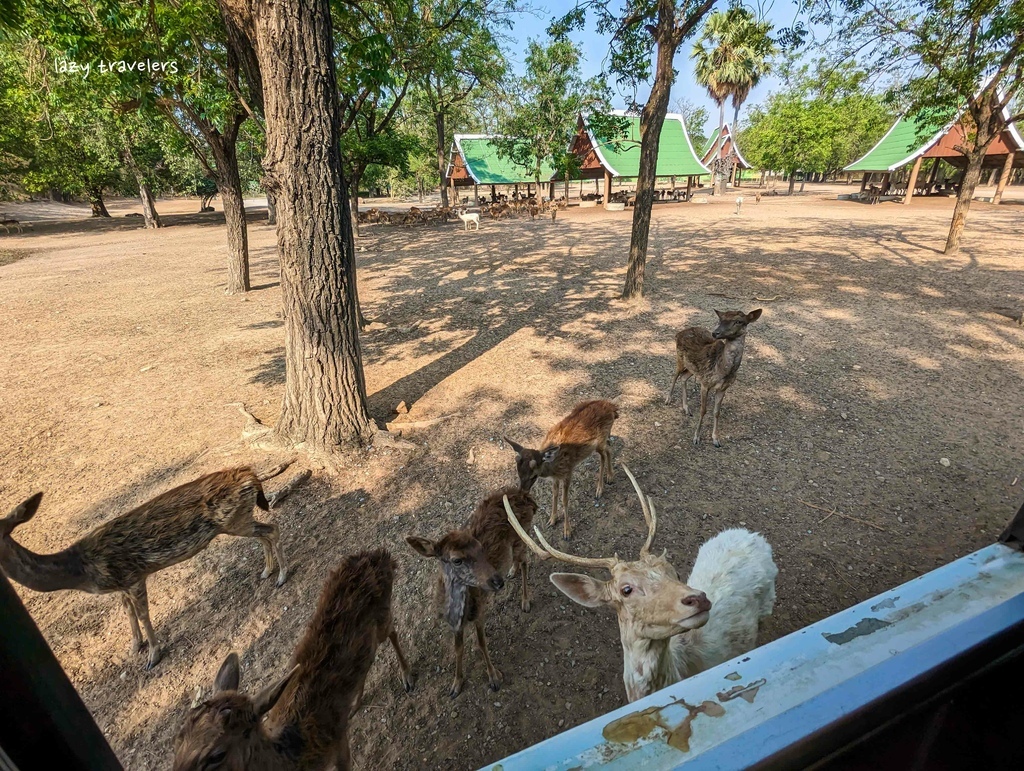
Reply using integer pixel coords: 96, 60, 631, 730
622, 464, 657, 556
502, 495, 618, 570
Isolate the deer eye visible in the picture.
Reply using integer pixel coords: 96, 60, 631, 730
621, 585, 633, 596
451, 558, 463, 566
206, 748, 227, 768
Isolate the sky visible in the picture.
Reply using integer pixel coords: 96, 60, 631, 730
504, 0, 817, 136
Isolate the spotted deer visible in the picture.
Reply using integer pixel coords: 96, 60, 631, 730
505, 399, 618, 540
406, 487, 537, 697
173, 549, 413, 771
666, 309, 762, 447
0, 465, 306, 668
504, 466, 777, 702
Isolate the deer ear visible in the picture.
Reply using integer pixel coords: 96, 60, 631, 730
405, 536, 437, 558
214, 652, 240, 693
746, 308, 763, 322
504, 437, 524, 457
254, 664, 299, 716
550, 573, 609, 608
713, 309, 724, 320
7, 492, 43, 526
542, 446, 560, 464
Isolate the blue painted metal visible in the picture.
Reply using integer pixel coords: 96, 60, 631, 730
482, 543, 1024, 771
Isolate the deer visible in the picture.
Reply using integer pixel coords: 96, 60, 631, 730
0, 465, 306, 669
735, 196, 744, 214
504, 465, 777, 703
173, 548, 413, 771
504, 399, 618, 540
666, 309, 762, 448
406, 487, 537, 698
457, 208, 480, 231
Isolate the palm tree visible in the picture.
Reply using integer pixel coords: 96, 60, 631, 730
693, 9, 774, 192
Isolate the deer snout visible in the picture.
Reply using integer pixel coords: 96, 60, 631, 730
682, 592, 711, 613
488, 574, 505, 591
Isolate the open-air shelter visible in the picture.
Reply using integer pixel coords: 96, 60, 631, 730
702, 122, 752, 184
564, 110, 710, 206
445, 134, 555, 204
845, 105, 1024, 205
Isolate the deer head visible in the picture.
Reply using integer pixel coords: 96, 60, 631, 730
503, 466, 711, 643
172, 653, 300, 771
503, 437, 559, 492
711, 309, 762, 340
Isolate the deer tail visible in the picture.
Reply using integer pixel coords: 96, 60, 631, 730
256, 489, 271, 511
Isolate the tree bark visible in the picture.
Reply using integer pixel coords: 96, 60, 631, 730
715, 100, 726, 196
944, 151, 986, 255
266, 189, 277, 224
993, 151, 1016, 204
788, 174, 796, 195
88, 187, 110, 217
435, 109, 449, 209
212, 141, 251, 294
622, 19, 676, 299
219, 0, 375, 449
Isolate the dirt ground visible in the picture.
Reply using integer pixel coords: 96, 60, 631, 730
1, 183, 1023, 770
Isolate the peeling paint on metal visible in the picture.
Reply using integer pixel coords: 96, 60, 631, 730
823, 616, 892, 644
718, 678, 767, 704
871, 596, 898, 612
602, 698, 725, 753
725, 671, 743, 681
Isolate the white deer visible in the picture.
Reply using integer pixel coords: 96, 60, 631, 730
504, 466, 777, 702
735, 196, 744, 215
457, 208, 480, 231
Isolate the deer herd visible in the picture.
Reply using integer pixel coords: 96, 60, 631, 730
2, 306, 771, 769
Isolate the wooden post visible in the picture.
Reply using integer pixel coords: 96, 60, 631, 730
603, 169, 612, 207
686, 175, 693, 200
903, 156, 924, 205
928, 158, 940, 189
993, 151, 1016, 204
548, 181, 555, 200
881, 172, 892, 194
474, 183, 479, 204
490, 184, 496, 201
860, 174, 869, 192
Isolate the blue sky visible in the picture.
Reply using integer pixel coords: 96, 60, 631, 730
505, 0, 814, 134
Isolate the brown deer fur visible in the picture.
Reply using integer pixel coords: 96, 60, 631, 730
406, 487, 537, 697
667, 309, 762, 447
173, 549, 413, 771
0, 466, 295, 669
505, 399, 618, 540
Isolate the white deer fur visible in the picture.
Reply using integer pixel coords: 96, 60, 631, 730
457, 209, 480, 231
552, 527, 776, 702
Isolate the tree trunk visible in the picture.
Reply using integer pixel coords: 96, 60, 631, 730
993, 151, 1015, 204
220, 0, 375, 449
435, 109, 449, 209
622, 29, 675, 299
213, 142, 251, 294
88, 187, 110, 217
944, 149, 986, 255
715, 100, 726, 196
121, 145, 163, 228
266, 189, 277, 225
788, 174, 796, 195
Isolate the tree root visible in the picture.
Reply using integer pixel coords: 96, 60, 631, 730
989, 307, 1023, 326
267, 470, 312, 508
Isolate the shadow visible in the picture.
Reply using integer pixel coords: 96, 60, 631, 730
249, 347, 285, 386
244, 320, 284, 330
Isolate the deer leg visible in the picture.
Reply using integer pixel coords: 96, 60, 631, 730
602, 444, 615, 483
548, 478, 559, 527
120, 592, 145, 653
450, 628, 465, 698
388, 627, 415, 693
475, 619, 502, 691
711, 390, 726, 448
246, 521, 288, 587
693, 385, 709, 447
666, 366, 688, 405
127, 581, 161, 669
595, 449, 605, 499
350, 675, 368, 716
334, 737, 352, 771
562, 472, 573, 540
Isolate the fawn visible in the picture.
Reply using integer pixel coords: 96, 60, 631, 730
406, 487, 537, 697
505, 399, 618, 540
505, 466, 777, 702
0, 465, 301, 669
173, 549, 413, 771
667, 309, 762, 447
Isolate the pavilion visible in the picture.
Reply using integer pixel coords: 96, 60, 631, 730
845, 104, 1024, 205
701, 122, 752, 184
445, 134, 555, 203
564, 110, 710, 206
